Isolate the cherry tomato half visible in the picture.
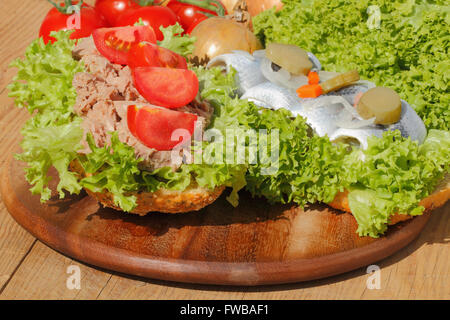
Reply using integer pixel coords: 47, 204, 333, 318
127, 42, 187, 69
127, 104, 139, 137
92, 25, 157, 65
95, 0, 140, 26
39, 2, 108, 44
128, 105, 198, 151
116, 6, 178, 41
132, 67, 199, 109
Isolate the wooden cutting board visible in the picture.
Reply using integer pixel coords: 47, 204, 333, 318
0, 155, 431, 286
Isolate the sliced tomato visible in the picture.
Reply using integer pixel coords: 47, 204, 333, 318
127, 104, 138, 137
132, 67, 199, 109
127, 42, 187, 69
92, 25, 157, 65
130, 105, 197, 151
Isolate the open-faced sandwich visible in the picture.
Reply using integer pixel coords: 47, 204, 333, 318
8, 3, 449, 239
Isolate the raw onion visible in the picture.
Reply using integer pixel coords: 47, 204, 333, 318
302, 95, 375, 128
190, 17, 263, 61
334, 112, 376, 129
221, 0, 240, 13
222, 0, 283, 15
260, 57, 291, 88
260, 57, 309, 90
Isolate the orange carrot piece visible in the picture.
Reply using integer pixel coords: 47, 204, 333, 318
296, 84, 323, 98
308, 71, 320, 85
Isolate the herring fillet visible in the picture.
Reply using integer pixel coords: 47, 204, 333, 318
208, 51, 427, 148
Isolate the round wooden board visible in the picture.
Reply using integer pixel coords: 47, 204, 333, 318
1, 156, 432, 286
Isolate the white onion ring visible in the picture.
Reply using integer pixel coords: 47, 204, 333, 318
260, 57, 292, 87
252, 49, 266, 59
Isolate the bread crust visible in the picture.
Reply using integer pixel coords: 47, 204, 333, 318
69, 160, 225, 215
328, 174, 450, 225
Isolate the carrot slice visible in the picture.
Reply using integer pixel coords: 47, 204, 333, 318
296, 84, 323, 98
308, 71, 320, 85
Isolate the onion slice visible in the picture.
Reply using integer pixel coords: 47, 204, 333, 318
260, 57, 292, 88
252, 49, 266, 59
334, 114, 376, 129
301, 95, 376, 128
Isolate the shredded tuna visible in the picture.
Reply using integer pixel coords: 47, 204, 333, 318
72, 36, 98, 60
72, 43, 213, 171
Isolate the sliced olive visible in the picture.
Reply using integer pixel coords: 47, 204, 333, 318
357, 87, 402, 125
266, 43, 312, 75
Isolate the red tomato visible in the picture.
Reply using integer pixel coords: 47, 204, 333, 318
167, 0, 226, 33
132, 67, 199, 109
185, 15, 207, 34
95, 0, 139, 26
127, 104, 138, 136
116, 6, 178, 41
130, 105, 198, 151
92, 25, 157, 65
127, 42, 187, 69
39, 2, 108, 44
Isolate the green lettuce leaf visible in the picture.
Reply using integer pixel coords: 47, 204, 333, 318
345, 130, 449, 237
8, 30, 84, 201
79, 133, 142, 212
158, 23, 196, 57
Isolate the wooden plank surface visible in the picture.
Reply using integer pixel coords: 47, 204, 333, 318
0, 0, 448, 300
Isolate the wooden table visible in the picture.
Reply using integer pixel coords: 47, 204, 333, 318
0, 0, 448, 300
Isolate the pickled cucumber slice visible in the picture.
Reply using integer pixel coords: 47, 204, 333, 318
320, 70, 360, 94
357, 87, 402, 125
266, 43, 313, 75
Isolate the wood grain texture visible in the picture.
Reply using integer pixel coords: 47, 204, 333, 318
0, 0, 448, 299
0, 156, 436, 286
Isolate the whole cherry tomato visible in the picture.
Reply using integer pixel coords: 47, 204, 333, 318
94, 0, 140, 26
166, 0, 226, 33
116, 6, 178, 41
39, 1, 108, 44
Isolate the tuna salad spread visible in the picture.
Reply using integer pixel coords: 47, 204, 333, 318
72, 36, 213, 171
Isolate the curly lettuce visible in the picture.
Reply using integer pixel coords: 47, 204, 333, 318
8, 31, 84, 201
344, 130, 450, 237
158, 23, 196, 58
